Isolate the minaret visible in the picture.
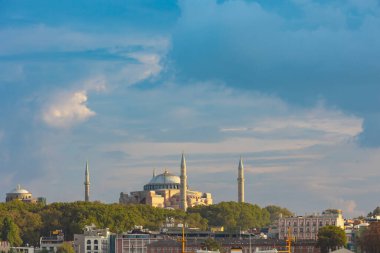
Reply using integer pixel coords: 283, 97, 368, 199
237, 157, 245, 203
180, 153, 188, 211
84, 161, 90, 202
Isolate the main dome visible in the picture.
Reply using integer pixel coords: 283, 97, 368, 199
149, 170, 180, 184
143, 170, 181, 191
10, 184, 30, 194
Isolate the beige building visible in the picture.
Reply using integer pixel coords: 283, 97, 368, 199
119, 155, 212, 209
278, 209, 345, 240
6, 185, 35, 203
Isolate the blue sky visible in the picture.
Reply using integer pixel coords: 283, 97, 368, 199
1, 0, 380, 217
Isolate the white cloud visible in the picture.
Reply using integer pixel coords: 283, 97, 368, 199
116, 52, 163, 86
246, 106, 363, 138
83, 76, 107, 92
42, 90, 95, 128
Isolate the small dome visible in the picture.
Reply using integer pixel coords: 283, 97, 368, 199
148, 170, 180, 184
10, 184, 30, 194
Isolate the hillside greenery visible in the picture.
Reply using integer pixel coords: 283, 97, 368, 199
187, 201, 271, 231
0, 201, 290, 246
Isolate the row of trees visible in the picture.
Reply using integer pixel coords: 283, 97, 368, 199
316, 220, 380, 253
0, 201, 292, 247
187, 202, 290, 231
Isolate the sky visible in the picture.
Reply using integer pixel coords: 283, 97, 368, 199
0, 0, 380, 218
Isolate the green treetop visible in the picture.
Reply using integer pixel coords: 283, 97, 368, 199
1, 217, 23, 246
317, 225, 347, 253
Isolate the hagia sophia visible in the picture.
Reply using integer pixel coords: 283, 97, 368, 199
118, 154, 245, 210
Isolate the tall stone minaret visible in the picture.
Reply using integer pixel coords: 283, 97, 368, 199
180, 153, 188, 211
84, 161, 90, 202
237, 157, 245, 203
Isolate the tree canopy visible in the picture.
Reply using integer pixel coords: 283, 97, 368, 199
56, 242, 75, 253
0, 200, 288, 246
201, 238, 224, 253
358, 222, 380, 253
263, 205, 293, 223
187, 201, 271, 231
0, 217, 22, 246
316, 225, 347, 253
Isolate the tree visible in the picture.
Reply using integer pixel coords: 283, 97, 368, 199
264, 205, 293, 223
201, 238, 224, 252
358, 222, 380, 253
56, 242, 75, 253
0, 217, 23, 246
316, 225, 347, 253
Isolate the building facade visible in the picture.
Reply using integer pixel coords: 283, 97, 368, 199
74, 225, 111, 253
278, 209, 345, 240
119, 155, 212, 209
0, 241, 10, 253
40, 230, 65, 252
115, 232, 163, 253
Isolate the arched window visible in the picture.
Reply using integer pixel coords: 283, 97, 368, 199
87, 240, 91, 244
94, 240, 98, 245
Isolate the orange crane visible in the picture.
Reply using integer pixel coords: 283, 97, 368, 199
277, 228, 294, 253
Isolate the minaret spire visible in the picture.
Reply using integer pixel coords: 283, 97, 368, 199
84, 160, 90, 202
238, 157, 245, 203
180, 153, 188, 211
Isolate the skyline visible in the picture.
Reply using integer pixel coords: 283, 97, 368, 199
1, 0, 380, 217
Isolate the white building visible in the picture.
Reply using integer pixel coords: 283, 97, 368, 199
11, 247, 35, 253
74, 224, 111, 253
278, 209, 345, 240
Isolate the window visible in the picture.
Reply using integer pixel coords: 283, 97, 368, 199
306, 222, 310, 226
319, 221, 322, 226
94, 240, 98, 245
94, 246, 98, 250
87, 246, 91, 250
294, 222, 297, 226
300, 228, 304, 232
87, 240, 91, 245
